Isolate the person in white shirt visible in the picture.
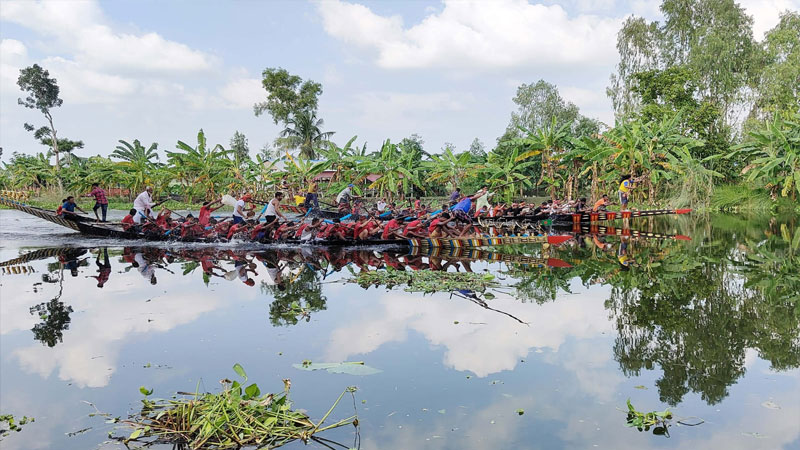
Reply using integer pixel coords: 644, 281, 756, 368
232, 194, 253, 225
257, 191, 286, 224
133, 187, 155, 221
376, 198, 387, 212
336, 184, 353, 205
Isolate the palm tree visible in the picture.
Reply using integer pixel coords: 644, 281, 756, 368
111, 139, 160, 196
275, 110, 335, 160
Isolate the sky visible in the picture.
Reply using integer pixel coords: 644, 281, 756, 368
0, 0, 797, 161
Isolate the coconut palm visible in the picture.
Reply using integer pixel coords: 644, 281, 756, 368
111, 139, 160, 195
274, 110, 335, 160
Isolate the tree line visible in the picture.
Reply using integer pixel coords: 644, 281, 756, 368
1, 3, 797, 208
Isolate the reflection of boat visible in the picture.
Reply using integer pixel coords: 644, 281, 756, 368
570, 224, 691, 241
0, 196, 571, 248
409, 246, 572, 268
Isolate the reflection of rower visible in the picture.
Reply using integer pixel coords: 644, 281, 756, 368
91, 248, 111, 288
617, 235, 636, 270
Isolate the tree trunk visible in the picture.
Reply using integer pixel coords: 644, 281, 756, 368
591, 163, 598, 200
47, 113, 62, 194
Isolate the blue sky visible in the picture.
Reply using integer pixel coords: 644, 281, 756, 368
1, 0, 796, 160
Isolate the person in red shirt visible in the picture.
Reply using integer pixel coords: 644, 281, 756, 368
155, 208, 172, 230
85, 183, 109, 222
382, 218, 402, 240
121, 208, 137, 231
402, 219, 427, 238
199, 199, 224, 226
226, 221, 250, 240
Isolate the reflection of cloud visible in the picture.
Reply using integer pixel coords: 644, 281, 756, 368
325, 286, 615, 378
13, 291, 221, 387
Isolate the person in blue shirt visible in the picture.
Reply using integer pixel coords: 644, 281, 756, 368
61, 196, 87, 216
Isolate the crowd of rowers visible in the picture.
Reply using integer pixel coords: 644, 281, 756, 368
115, 187, 485, 242
55, 175, 636, 242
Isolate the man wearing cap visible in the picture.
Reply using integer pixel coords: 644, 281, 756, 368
232, 193, 253, 224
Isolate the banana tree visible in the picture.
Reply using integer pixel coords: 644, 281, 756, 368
358, 140, 423, 200
481, 147, 540, 202
167, 129, 233, 201
728, 113, 800, 200
425, 147, 483, 190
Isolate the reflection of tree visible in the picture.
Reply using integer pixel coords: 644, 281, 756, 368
604, 224, 800, 406
30, 299, 73, 347
261, 267, 327, 326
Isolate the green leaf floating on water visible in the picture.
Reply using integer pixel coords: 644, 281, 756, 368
292, 361, 382, 375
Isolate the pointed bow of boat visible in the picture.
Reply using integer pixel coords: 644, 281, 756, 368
546, 235, 573, 245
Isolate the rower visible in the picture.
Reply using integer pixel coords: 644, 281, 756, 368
232, 194, 254, 225
376, 198, 387, 213
574, 197, 588, 213
337, 184, 355, 211
199, 199, 224, 226
619, 175, 635, 211
448, 188, 461, 206
258, 191, 286, 224
121, 208, 136, 230
60, 196, 87, 216
592, 194, 611, 212
133, 187, 156, 222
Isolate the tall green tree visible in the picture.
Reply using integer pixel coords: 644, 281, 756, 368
751, 11, 800, 121
501, 80, 598, 143
167, 130, 233, 201
17, 64, 66, 190
608, 0, 761, 130
229, 131, 250, 163
274, 109, 334, 159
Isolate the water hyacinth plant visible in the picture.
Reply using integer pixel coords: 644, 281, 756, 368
120, 364, 358, 449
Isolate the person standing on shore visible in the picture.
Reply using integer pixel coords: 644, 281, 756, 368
85, 183, 109, 222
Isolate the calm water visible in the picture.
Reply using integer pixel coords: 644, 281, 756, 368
0, 209, 798, 449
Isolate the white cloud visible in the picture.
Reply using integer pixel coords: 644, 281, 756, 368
317, 0, 622, 71
219, 77, 264, 109
0, 0, 214, 75
739, 0, 800, 39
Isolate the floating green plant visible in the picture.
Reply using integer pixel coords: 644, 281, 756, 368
0, 414, 34, 439
625, 399, 672, 436
119, 364, 357, 449
352, 267, 500, 294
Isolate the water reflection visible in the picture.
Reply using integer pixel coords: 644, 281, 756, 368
0, 215, 797, 446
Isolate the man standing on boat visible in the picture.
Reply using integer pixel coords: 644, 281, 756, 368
85, 183, 109, 222
618, 175, 636, 211
258, 191, 286, 224
133, 187, 156, 222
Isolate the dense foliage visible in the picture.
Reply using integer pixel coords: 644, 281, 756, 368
1, 5, 797, 210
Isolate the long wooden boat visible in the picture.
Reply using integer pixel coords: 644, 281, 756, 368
476, 208, 692, 228
1, 196, 571, 248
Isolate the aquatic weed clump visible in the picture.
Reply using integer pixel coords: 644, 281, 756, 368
122, 364, 357, 449
353, 267, 499, 294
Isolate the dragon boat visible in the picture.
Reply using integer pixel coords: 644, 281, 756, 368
0, 197, 572, 248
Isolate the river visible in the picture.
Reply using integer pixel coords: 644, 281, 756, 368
0, 209, 798, 449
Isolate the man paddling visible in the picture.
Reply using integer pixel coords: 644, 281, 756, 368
232, 194, 254, 225
259, 191, 286, 225
133, 187, 156, 222
60, 196, 87, 217
592, 194, 611, 212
